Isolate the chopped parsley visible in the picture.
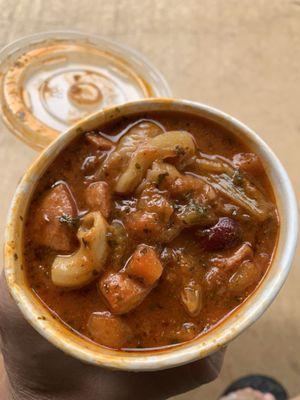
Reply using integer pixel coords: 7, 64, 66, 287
232, 169, 244, 186
175, 145, 186, 157
58, 214, 79, 228
157, 172, 169, 185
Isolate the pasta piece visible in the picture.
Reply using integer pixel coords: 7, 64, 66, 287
194, 155, 272, 221
212, 242, 253, 271
51, 212, 108, 288
201, 173, 271, 221
196, 154, 234, 175
115, 131, 196, 194
145, 161, 182, 185
99, 121, 163, 182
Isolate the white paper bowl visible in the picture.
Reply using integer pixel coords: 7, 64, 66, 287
4, 98, 298, 371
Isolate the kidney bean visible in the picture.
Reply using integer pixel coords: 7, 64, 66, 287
197, 217, 241, 251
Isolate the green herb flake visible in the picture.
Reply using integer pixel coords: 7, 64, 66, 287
232, 169, 244, 186
175, 145, 186, 156
59, 214, 80, 228
82, 238, 89, 247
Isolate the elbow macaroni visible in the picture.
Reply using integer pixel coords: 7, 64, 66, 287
115, 131, 196, 194
51, 212, 108, 288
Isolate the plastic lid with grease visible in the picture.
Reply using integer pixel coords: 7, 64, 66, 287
0, 31, 171, 150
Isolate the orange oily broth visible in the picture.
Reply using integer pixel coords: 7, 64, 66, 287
24, 111, 278, 349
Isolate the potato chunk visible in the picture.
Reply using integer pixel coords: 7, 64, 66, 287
88, 311, 132, 348
85, 181, 112, 218
126, 245, 163, 286
99, 272, 150, 314
31, 183, 77, 252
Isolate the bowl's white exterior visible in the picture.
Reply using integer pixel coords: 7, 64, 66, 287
4, 99, 298, 371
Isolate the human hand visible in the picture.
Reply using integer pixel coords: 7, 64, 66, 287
0, 273, 225, 400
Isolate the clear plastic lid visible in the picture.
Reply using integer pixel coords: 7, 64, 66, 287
0, 31, 171, 150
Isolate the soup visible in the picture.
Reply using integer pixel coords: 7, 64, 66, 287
24, 111, 279, 350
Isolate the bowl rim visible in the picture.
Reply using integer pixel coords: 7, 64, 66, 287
4, 98, 298, 371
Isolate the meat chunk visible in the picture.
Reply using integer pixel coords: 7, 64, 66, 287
99, 245, 163, 314
31, 183, 77, 252
85, 181, 112, 218
137, 185, 173, 223
86, 132, 113, 150
87, 311, 132, 348
126, 245, 163, 286
99, 272, 150, 314
123, 211, 164, 241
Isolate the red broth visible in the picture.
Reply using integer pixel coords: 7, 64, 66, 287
24, 111, 278, 349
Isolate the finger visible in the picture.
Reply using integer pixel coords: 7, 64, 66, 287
126, 349, 226, 399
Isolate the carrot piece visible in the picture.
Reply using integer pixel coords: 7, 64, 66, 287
126, 244, 163, 286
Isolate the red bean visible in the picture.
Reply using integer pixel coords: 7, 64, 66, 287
197, 217, 241, 251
